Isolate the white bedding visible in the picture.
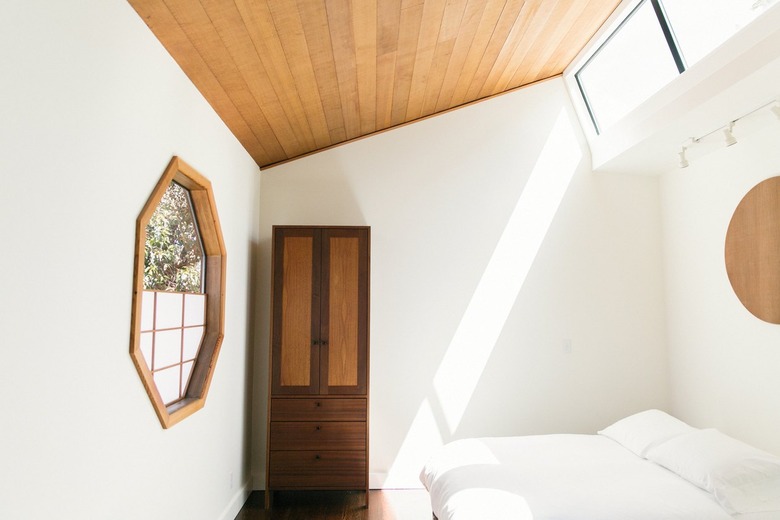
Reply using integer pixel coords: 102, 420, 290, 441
420, 434, 739, 520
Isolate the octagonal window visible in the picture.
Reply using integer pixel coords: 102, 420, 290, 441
130, 157, 226, 428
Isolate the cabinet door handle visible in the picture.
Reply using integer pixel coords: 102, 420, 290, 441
321, 340, 328, 346
312, 339, 320, 346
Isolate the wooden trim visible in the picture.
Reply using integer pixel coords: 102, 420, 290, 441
265, 230, 277, 508
129, 156, 227, 429
364, 228, 371, 506
259, 76, 560, 170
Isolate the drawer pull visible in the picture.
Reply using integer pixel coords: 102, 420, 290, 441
315, 425, 321, 431
315, 454, 321, 460
315, 401, 321, 407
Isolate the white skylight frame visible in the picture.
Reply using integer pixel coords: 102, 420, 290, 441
565, 0, 780, 139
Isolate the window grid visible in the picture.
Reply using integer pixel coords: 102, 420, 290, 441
142, 290, 206, 406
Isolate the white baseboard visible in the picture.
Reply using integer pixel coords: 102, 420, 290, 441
217, 480, 253, 520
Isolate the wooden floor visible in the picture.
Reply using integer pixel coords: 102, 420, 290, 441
234, 490, 432, 520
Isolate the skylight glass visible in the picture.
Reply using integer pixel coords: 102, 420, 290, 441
661, 0, 779, 67
574, 0, 779, 134
576, 0, 680, 132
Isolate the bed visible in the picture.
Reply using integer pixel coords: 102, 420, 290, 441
420, 410, 780, 520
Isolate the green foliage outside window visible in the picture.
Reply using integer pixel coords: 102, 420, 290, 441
144, 182, 204, 293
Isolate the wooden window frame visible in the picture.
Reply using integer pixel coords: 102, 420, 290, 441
129, 156, 227, 428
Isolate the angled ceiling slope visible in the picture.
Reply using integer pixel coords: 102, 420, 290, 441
128, 0, 620, 169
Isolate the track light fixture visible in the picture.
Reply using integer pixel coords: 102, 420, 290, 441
678, 147, 689, 169
772, 101, 780, 120
675, 99, 778, 169
723, 122, 737, 147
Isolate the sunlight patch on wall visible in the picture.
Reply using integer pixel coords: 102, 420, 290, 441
384, 399, 443, 488
432, 109, 583, 434
383, 109, 584, 488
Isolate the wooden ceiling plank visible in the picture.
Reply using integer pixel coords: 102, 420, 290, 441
134, 0, 287, 165
378, 0, 402, 55
375, 52, 398, 130
375, 0, 402, 130
448, 0, 509, 107
539, 0, 622, 81
163, 0, 304, 158
325, 0, 362, 140
462, 0, 527, 102
390, 3, 425, 126
404, 0, 448, 121
296, 0, 348, 144
129, 0, 623, 169
254, 0, 333, 150
507, 0, 588, 88
419, 0, 469, 117
482, 0, 551, 96
211, 0, 318, 153
130, 0, 280, 165
433, 0, 488, 112
353, 0, 378, 135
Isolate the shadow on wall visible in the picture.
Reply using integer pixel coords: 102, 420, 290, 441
261, 158, 367, 226
244, 237, 262, 489
381, 108, 584, 488
251, 159, 368, 487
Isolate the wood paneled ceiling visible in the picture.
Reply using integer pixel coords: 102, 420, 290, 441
128, 0, 621, 169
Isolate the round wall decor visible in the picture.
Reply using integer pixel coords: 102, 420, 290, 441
725, 175, 780, 324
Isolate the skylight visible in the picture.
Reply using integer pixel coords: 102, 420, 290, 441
575, 0, 779, 134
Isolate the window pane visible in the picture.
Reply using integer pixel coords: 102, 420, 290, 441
144, 182, 204, 293
577, 0, 680, 131
182, 326, 204, 361
154, 329, 182, 369
141, 291, 155, 331
140, 332, 154, 368
183, 293, 206, 326
181, 361, 195, 393
661, 0, 779, 67
154, 366, 181, 405
155, 292, 183, 330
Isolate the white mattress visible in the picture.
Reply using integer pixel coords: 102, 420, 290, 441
420, 434, 738, 520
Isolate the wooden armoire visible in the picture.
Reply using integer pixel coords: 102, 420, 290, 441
265, 226, 370, 507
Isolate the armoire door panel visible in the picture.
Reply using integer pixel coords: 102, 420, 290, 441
320, 228, 369, 395
280, 236, 313, 387
327, 236, 360, 388
272, 229, 321, 395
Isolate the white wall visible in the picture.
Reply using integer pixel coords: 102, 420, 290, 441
565, 1, 780, 456
0, 1, 259, 519
660, 112, 780, 456
253, 78, 669, 488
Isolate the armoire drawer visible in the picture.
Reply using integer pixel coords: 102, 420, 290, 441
271, 398, 367, 422
269, 450, 366, 489
270, 421, 366, 451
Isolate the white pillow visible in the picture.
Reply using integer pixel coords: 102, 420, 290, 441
598, 409, 695, 457
646, 428, 780, 514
